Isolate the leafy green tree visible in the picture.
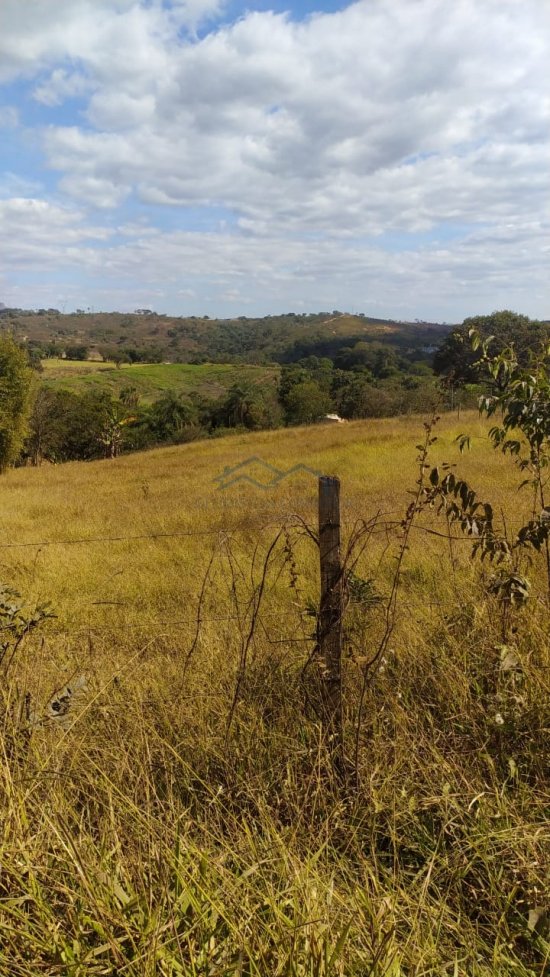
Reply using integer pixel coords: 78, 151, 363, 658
464, 310, 548, 357
27, 348, 44, 373
142, 346, 163, 364
220, 384, 259, 428
0, 333, 35, 471
119, 385, 140, 408
336, 376, 394, 418
65, 344, 89, 361
426, 331, 550, 607
216, 383, 280, 430
278, 365, 311, 407
294, 356, 334, 392
148, 391, 198, 440
433, 329, 481, 384
335, 341, 399, 377
433, 310, 549, 383
27, 389, 117, 463
123, 347, 142, 363
111, 350, 130, 369
284, 380, 332, 425
26, 387, 58, 465
98, 403, 137, 459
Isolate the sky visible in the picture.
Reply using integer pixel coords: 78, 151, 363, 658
0, 0, 548, 322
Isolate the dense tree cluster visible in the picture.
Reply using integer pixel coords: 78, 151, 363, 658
433, 310, 549, 384
0, 333, 35, 471
19, 361, 443, 464
5, 309, 448, 368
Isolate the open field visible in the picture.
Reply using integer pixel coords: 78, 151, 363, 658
0, 413, 548, 975
40, 358, 279, 402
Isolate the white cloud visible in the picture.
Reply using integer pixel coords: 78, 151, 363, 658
0, 197, 111, 271
0, 1, 221, 82
1, 195, 547, 320
33, 69, 92, 107
0, 0, 549, 317
31, 1, 549, 234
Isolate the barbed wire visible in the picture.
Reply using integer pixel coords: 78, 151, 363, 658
0, 528, 230, 550
0, 510, 313, 550
0, 528, 485, 552
0, 507, 477, 552
39, 594, 465, 639
45, 612, 248, 634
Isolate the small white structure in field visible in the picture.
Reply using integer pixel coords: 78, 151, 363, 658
323, 413, 346, 424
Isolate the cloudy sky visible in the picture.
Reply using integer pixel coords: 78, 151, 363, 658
0, 0, 548, 321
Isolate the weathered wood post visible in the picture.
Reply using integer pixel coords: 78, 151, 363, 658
318, 475, 345, 779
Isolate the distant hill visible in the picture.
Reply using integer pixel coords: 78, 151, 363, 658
1, 309, 452, 366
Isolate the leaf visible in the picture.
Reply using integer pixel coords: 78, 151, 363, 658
456, 434, 471, 453
443, 473, 455, 493
346, 572, 382, 607
327, 922, 352, 969
527, 908, 549, 935
110, 879, 132, 907
498, 646, 521, 672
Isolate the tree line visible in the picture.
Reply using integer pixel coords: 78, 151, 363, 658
23, 358, 443, 465
1, 310, 548, 469
4, 308, 447, 366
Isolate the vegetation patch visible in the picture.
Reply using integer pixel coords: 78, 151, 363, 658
0, 408, 548, 974
41, 359, 279, 403
0, 315, 549, 973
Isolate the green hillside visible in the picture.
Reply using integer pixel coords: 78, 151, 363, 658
3, 308, 451, 366
40, 359, 279, 403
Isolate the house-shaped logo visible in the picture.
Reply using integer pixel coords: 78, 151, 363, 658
213, 456, 322, 490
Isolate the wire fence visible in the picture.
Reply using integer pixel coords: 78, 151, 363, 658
0, 528, 225, 549
7, 475, 537, 748
0, 505, 480, 551
0, 485, 496, 662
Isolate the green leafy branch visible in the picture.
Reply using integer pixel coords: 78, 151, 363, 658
422, 330, 550, 608
0, 585, 55, 674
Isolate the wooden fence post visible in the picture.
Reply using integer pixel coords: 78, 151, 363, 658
318, 475, 344, 779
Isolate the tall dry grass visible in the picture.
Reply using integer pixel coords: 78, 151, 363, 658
0, 413, 548, 975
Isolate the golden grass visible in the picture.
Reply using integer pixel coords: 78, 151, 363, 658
0, 412, 548, 975
41, 357, 121, 372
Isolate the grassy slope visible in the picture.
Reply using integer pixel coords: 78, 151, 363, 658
0, 412, 521, 620
40, 358, 279, 402
0, 414, 548, 975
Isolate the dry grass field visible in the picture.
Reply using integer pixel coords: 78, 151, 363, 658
0, 412, 548, 975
